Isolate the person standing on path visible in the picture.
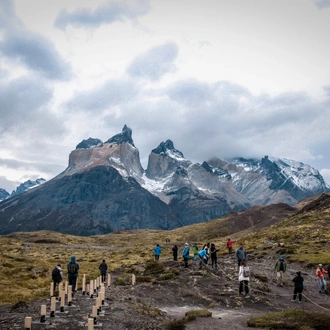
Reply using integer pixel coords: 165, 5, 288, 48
235, 244, 247, 270
274, 255, 287, 287
238, 260, 250, 295
99, 259, 108, 283
316, 264, 328, 293
182, 243, 190, 267
210, 243, 219, 269
154, 244, 162, 261
67, 255, 79, 292
172, 245, 178, 261
198, 248, 208, 269
227, 238, 236, 255
52, 264, 64, 293
291, 271, 304, 303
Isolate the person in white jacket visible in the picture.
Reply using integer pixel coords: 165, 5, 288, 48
238, 260, 250, 295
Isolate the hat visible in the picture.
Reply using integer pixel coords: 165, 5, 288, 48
185, 242, 188, 246
319, 264, 322, 267
280, 255, 284, 259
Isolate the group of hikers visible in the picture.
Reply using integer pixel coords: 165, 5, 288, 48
154, 240, 330, 301
51, 256, 108, 294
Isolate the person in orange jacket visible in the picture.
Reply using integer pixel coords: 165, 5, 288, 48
316, 264, 328, 293
227, 238, 236, 255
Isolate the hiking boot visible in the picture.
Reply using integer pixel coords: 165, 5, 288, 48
291, 300, 296, 303
319, 291, 322, 294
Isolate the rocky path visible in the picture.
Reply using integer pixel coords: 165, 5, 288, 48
1, 254, 330, 329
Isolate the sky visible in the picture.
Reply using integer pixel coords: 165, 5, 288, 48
1, 0, 330, 192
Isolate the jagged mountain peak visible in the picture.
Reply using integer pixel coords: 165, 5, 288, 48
106, 125, 135, 147
152, 139, 185, 160
10, 178, 46, 197
76, 137, 103, 150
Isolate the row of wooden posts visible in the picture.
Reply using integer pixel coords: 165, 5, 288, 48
24, 273, 137, 329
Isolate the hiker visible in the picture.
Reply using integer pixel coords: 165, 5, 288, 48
210, 243, 219, 269
274, 255, 287, 287
172, 245, 178, 261
202, 243, 210, 264
227, 238, 236, 255
52, 264, 63, 292
154, 244, 162, 261
316, 264, 328, 293
99, 259, 108, 282
238, 260, 250, 295
192, 243, 199, 261
198, 248, 208, 269
67, 255, 79, 292
235, 244, 247, 270
291, 271, 304, 303
182, 243, 190, 267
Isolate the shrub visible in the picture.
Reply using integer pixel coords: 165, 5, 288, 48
144, 260, 165, 275
163, 319, 186, 330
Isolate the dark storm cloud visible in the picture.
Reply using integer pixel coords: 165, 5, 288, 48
0, 31, 71, 81
127, 42, 179, 81
67, 78, 138, 112
313, 0, 330, 8
54, 0, 150, 29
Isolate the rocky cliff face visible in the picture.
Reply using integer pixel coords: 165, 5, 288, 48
0, 125, 328, 236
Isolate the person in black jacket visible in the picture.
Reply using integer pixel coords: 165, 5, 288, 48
291, 271, 304, 303
99, 260, 108, 283
172, 245, 178, 261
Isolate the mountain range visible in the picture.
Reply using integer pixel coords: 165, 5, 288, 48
0, 125, 328, 236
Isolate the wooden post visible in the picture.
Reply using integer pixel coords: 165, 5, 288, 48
92, 305, 98, 324
24, 316, 32, 329
96, 277, 100, 290
132, 274, 136, 285
50, 281, 54, 297
40, 304, 46, 323
68, 285, 72, 306
86, 283, 90, 296
100, 291, 105, 305
88, 317, 94, 330
50, 297, 56, 317
94, 279, 97, 293
107, 273, 111, 287
60, 289, 65, 312
64, 280, 68, 295
58, 282, 63, 301
89, 280, 94, 298
82, 274, 86, 295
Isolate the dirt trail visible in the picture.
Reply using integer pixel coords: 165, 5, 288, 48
0, 254, 330, 329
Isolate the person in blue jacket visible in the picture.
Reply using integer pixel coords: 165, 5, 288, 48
67, 255, 79, 292
154, 244, 162, 261
182, 243, 190, 267
198, 249, 209, 269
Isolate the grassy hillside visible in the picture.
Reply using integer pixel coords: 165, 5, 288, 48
0, 193, 329, 306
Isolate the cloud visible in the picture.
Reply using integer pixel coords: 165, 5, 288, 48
0, 0, 21, 30
0, 31, 71, 81
313, 0, 330, 8
54, 0, 150, 30
127, 42, 179, 81
66, 78, 138, 112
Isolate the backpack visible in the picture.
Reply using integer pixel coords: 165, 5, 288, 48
243, 266, 250, 277
52, 267, 61, 281
279, 260, 284, 271
68, 262, 76, 275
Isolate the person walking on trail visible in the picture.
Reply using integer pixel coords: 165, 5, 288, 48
227, 238, 236, 255
172, 245, 178, 261
210, 243, 219, 269
238, 260, 250, 295
192, 243, 199, 261
52, 264, 63, 293
316, 264, 328, 293
291, 271, 304, 303
274, 255, 287, 287
198, 248, 208, 269
67, 255, 79, 292
182, 243, 190, 267
235, 244, 247, 270
154, 244, 162, 261
99, 259, 108, 283
202, 243, 210, 264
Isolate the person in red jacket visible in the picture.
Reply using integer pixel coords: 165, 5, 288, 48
316, 264, 328, 294
227, 238, 236, 255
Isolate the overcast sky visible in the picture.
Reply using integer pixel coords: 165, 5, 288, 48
1, 0, 330, 192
